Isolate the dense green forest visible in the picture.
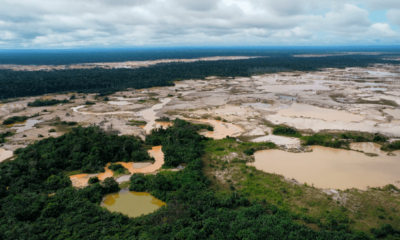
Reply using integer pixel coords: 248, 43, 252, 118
1, 120, 398, 239
27, 98, 69, 107
0, 55, 398, 99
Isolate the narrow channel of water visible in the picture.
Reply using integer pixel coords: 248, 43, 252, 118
101, 189, 166, 218
250, 145, 400, 190
140, 98, 172, 134
69, 146, 165, 187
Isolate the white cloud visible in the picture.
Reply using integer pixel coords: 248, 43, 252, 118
387, 9, 400, 25
0, 0, 399, 48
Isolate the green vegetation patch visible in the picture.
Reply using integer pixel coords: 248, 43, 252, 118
2, 116, 28, 125
27, 98, 69, 107
155, 116, 171, 122
146, 119, 209, 167
108, 163, 129, 175
128, 120, 147, 126
381, 140, 400, 151
85, 101, 95, 105
273, 125, 302, 137
0, 131, 14, 143
301, 134, 349, 149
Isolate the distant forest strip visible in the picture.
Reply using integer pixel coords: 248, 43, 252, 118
1, 47, 399, 65
0, 55, 398, 99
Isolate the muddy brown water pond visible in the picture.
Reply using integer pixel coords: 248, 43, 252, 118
101, 189, 166, 218
250, 145, 400, 190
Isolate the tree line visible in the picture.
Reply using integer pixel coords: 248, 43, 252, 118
1, 55, 397, 99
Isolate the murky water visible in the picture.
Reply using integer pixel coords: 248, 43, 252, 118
278, 95, 298, 101
69, 146, 165, 187
277, 103, 364, 122
366, 71, 397, 76
108, 101, 130, 106
141, 98, 172, 134
251, 145, 400, 190
11, 119, 43, 133
384, 108, 400, 119
360, 87, 387, 92
242, 103, 271, 109
0, 148, 13, 162
71, 105, 138, 116
193, 119, 243, 139
257, 84, 330, 92
101, 189, 166, 218
155, 122, 173, 128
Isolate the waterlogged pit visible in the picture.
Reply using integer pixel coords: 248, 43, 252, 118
10, 119, 43, 133
277, 103, 364, 122
250, 145, 400, 190
101, 189, 166, 218
193, 119, 243, 139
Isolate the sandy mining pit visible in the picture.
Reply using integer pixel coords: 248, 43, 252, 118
1, 62, 400, 189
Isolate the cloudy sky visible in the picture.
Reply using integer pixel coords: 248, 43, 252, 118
1, 0, 400, 48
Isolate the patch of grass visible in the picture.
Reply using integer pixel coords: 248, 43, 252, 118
301, 134, 349, 149
128, 120, 147, 126
273, 126, 302, 137
63, 169, 83, 177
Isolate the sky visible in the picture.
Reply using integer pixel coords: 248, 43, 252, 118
1, 0, 400, 48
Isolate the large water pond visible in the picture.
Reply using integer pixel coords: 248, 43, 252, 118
101, 189, 166, 218
250, 144, 400, 190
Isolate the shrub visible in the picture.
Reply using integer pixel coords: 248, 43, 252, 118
244, 148, 256, 156
88, 176, 100, 184
2, 116, 28, 125
273, 126, 301, 137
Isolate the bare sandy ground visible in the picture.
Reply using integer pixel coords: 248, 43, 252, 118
1, 62, 400, 185
0, 56, 258, 71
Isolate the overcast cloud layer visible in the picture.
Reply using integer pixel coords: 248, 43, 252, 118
1, 0, 400, 48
